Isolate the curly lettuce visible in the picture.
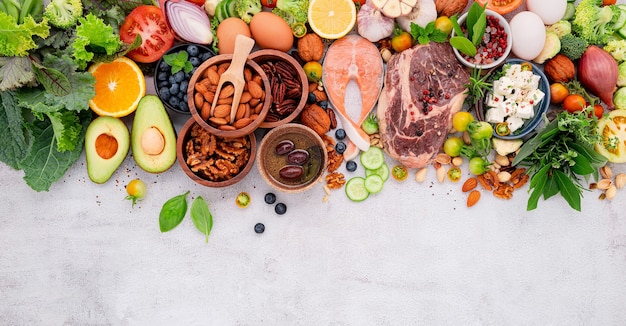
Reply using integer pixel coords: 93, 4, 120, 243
0, 12, 50, 57
72, 13, 124, 69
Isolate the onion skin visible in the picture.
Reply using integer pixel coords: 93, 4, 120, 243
165, 0, 213, 44
578, 45, 618, 109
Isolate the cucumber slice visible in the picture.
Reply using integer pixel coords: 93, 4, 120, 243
613, 8, 626, 30
215, 0, 228, 21
345, 177, 369, 202
359, 146, 385, 170
364, 174, 384, 194
618, 23, 626, 39
365, 162, 389, 182
562, 3, 575, 21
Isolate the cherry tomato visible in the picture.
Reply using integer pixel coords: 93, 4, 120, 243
125, 179, 147, 207
443, 137, 464, 157
589, 104, 604, 119
435, 16, 453, 35
563, 94, 587, 113
447, 167, 462, 182
467, 121, 493, 140
391, 165, 408, 181
236, 192, 251, 208
261, 0, 277, 8
468, 157, 489, 176
391, 31, 413, 53
550, 83, 569, 104
185, 0, 206, 5
452, 111, 475, 132
119, 5, 175, 63
603, 0, 617, 5
353, 0, 366, 5
303, 61, 323, 82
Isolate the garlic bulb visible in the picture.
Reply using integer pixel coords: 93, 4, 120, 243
396, 0, 437, 33
357, 2, 395, 43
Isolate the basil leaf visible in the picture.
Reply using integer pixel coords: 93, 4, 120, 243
450, 14, 463, 37
159, 191, 190, 232
190, 196, 213, 243
449, 36, 477, 57
543, 175, 559, 200
554, 170, 582, 212
472, 11, 487, 47
530, 164, 550, 188
528, 172, 548, 211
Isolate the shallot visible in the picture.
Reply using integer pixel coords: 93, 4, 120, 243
578, 45, 618, 109
165, 0, 213, 44
356, 2, 395, 43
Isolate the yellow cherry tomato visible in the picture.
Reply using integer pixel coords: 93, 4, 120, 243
435, 16, 453, 35
303, 61, 323, 82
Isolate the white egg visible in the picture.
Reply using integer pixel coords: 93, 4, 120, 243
527, 0, 567, 25
510, 11, 546, 61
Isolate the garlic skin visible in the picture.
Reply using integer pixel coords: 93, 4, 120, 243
357, 2, 395, 43
396, 0, 437, 33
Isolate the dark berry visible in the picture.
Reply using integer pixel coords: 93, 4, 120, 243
318, 100, 329, 109
158, 81, 169, 88
168, 96, 180, 107
200, 52, 213, 61
335, 128, 346, 140
159, 87, 171, 100
335, 141, 346, 154
254, 223, 265, 234
158, 60, 169, 71
307, 92, 317, 104
157, 71, 168, 81
275, 203, 287, 215
169, 83, 180, 96
174, 71, 185, 83
187, 45, 199, 57
180, 80, 189, 93
189, 56, 201, 67
178, 101, 189, 112
346, 160, 357, 172
168, 75, 177, 84
264, 192, 276, 204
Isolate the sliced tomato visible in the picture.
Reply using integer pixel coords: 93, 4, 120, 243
186, 0, 206, 5
261, 0, 277, 8
119, 5, 175, 63
474, 0, 524, 15
595, 110, 626, 163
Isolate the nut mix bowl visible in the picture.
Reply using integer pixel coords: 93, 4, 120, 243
188, 53, 272, 139
249, 49, 309, 129
257, 123, 327, 193
176, 118, 257, 187
154, 43, 215, 114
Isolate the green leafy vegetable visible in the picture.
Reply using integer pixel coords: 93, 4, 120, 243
409, 21, 448, 45
190, 196, 213, 243
163, 51, 193, 74
449, 2, 486, 57
0, 91, 30, 169
159, 191, 190, 232
72, 13, 124, 69
0, 12, 50, 57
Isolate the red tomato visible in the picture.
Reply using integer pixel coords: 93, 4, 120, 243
353, 0, 366, 5
590, 104, 604, 119
119, 5, 175, 63
562, 94, 587, 113
391, 32, 413, 53
185, 0, 205, 5
261, 0, 277, 8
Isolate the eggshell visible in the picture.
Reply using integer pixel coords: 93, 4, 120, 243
510, 11, 546, 61
249, 12, 294, 52
527, 0, 567, 25
216, 18, 251, 54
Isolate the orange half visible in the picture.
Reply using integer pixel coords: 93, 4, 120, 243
88, 57, 146, 117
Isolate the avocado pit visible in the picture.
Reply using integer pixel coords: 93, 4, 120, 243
141, 127, 165, 155
95, 133, 118, 159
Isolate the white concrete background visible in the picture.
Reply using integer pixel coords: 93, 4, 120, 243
3, 1, 626, 325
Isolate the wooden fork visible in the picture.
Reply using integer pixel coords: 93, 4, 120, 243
210, 34, 256, 124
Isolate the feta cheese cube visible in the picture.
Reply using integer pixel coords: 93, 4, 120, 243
485, 107, 506, 123
486, 93, 505, 107
500, 99, 516, 117
507, 116, 525, 133
515, 102, 534, 119
494, 77, 515, 97
527, 89, 545, 105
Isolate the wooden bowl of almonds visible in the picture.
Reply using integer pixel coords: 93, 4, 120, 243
188, 53, 271, 139
177, 118, 257, 187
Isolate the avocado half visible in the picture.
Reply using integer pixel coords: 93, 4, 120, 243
85, 116, 130, 184
131, 95, 177, 173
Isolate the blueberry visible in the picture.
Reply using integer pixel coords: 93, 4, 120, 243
201, 52, 213, 61
307, 92, 317, 104
264, 192, 276, 204
174, 71, 185, 83
158, 60, 169, 71
254, 223, 265, 234
168, 75, 177, 84
180, 80, 189, 93
157, 71, 168, 81
178, 101, 189, 112
158, 81, 170, 88
187, 45, 199, 57
189, 56, 201, 67
335, 128, 346, 140
183, 94, 188, 103
346, 160, 357, 172
159, 87, 171, 100
319, 100, 329, 109
168, 96, 180, 107
275, 203, 287, 215
169, 83, 180, 95
335, 141, 347, 154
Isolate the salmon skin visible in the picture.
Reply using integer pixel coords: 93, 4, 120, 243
322, 34, 384, 160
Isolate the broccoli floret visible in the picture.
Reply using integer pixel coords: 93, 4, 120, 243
43, 0, 83, 29
234, 0, 262, 24
272, 0, 308, 27
560, 33, 589, 60
604, 39, 626, 62
547, 20, 572, 39
572, 0, 621, 45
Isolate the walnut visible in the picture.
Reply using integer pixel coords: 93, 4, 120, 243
297, 33, 325, 62
435, 0, 468, 17
543, 54, 576, 83
300, 103, 331, 136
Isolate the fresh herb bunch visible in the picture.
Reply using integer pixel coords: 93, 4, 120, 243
449, 2, 487, 57
163, 51, 193, 74
464, 67, 492, 106
512, 110, 607, 211
409, 21, 448, 45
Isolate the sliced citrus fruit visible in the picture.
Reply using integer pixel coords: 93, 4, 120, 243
595, 110, 626, 163
308, 0, 356, 40
88, 57, 146, 117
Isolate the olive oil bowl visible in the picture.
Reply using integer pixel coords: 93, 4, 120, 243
257, 123, 327, 193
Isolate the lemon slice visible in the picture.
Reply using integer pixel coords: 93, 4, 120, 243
308, 0, 356, 40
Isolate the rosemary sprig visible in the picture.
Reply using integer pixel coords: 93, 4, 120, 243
463, 67, 492, 106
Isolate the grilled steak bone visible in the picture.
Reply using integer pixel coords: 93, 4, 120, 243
377, 42, 470, 169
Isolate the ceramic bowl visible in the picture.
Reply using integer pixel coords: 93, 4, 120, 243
154, 43, 215, 115
249, 49, 309, 129
187, 53, 271, 139
476, 58, 551, 140
451, 9, 513, 70
257, 123, 327, 193
176, 118, 256, 187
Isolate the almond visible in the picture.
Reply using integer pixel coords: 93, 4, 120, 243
206, 68, 220, 85
434, 153, 451, 165
233, 117, 252, 129
436, 165, 446, 183
462, 177, 477, 192
467, 190, 481, 207
248, 80, 264, 99
213, 104, 232, 119
218, 84, 235, 98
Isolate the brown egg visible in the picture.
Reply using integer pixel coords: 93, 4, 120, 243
249, 12, 294, 52
216, 17, 252, 54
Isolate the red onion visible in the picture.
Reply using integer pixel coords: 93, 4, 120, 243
165, 0, 213, 44
578, 45, 618, 109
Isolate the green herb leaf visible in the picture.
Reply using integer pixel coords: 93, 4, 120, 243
0, 91, 30, 169
31, 61, 72, 97
450, 14, 463, 37
190, 196, 213, 243
410, 22, 448, 45
554, 170, 582, 212
471, 11, 487, 47
528, 172, 548, 211
570, 149, 595, 176
449, 36, 476, 57
163, 51, 192, 74
159, 191, 190, 232
466, 2, 485, 41
529, 164, 550, 189
543, 176, 559, 200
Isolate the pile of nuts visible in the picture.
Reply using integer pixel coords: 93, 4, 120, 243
259, 60, 304, 122
591, 165, 625, 201
184, 123, 252, 181
193, 63, 265, 131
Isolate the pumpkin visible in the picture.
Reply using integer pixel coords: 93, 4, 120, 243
474, 0, 524, 15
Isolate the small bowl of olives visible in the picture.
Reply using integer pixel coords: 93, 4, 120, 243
257, 123, 327, 193
154, 43, 215, 115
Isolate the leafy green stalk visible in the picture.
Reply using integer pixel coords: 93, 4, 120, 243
463, 67, 491, 106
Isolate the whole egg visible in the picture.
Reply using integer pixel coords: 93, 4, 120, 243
249, 12, 294, 52
526, 0, 567, 25
509, 11, 546, 61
